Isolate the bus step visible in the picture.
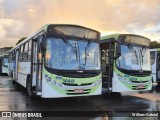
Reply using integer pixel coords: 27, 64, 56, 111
102, 82, 108, 83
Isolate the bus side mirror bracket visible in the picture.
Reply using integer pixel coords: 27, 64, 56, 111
115, 43, 121, 59
39, 36, 47, 52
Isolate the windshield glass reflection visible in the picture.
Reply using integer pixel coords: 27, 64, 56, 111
45, 37, 100, 70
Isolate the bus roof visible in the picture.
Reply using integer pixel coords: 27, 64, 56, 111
150, 48, 160, 52
101, 34, 120, 41
10, 24, 100, 52
101, 33, 150, 41
0, 54, 9, 57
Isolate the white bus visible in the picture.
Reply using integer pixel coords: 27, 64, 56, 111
9, 24, 102, 98
0, 54, 9, 74
150, 48, 160, 84
100, 34, 152, 92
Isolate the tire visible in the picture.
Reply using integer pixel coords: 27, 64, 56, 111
26, 77, 35, 98
10, 70, 13, 78
12, 80, 16, 84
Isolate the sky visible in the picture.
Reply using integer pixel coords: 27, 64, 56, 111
0, 0, 160, 47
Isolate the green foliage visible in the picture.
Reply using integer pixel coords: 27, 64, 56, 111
16, 37, 27, 45
0, 46, 13, 49
150, 41, 160, 49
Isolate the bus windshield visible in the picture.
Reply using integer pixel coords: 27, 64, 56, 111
45, 37, 100, 70
116, 44, 151, 71
3, 57, 9, 66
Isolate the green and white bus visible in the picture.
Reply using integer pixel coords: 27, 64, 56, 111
100, 34, 152, 92
150, 48, 160, 84
9, 24, 102, 98
0, 54, 9, 74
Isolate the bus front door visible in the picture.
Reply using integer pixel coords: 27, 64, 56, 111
157, 52, 160, 83
31, 39, 42, 94
15, 50, 19, 80
101, 42, 114, 93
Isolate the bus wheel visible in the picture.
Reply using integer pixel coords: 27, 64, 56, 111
26, 77, 34, 97
12, 80, 16, 84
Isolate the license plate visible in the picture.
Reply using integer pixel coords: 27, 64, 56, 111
74, 89, 84, 93
137, 85, 144, 89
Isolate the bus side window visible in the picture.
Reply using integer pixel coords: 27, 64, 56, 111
22, 42, 28, 61
28, 40, 32, 50
19, 46, 23, 61
28, 40, 32, 61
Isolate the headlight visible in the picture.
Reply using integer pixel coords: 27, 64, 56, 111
93, 79, 101, 86
50, 80, 56, 85
126, 79, 131, 84
47, 77, 52, 82
118, 75, 131, 84
57, 83, 62, 87
146, 80, 151, 84
44, 74, 64, 87
45, 75, 52, 82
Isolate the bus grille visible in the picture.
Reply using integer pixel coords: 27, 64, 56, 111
63, 83, 92, 86
131, 80, 148, 83
125, 73, 151, 77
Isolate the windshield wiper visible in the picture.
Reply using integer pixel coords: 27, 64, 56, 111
139, 47, 146, 65
83, 41, 91, 69
62, 37, 78, 60
127, 44, 139, 64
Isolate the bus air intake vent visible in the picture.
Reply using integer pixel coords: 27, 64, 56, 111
131, 80, 149, 83
61, 73, 98, 78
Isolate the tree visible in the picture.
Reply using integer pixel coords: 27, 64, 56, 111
150, 41, 160, 49
1, 46, 13, 49
16, 37, 27, 45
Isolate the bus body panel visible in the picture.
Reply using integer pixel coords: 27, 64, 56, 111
41, 76, 102, 98
14, 62, 31, 87
41, 68, 102, 98
112, 72, 152, 92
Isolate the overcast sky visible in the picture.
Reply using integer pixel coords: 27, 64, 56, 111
0, 0, 160, 47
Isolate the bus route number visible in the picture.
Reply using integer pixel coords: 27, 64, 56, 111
63, 79, 75, 84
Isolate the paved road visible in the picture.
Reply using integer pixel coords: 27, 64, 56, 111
0, 75, 160, 120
